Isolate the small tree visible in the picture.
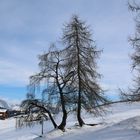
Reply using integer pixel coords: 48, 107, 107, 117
62, 15, 109, 126
27, 44, 74, 131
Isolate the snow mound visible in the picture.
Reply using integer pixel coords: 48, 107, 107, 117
115, 116, 140, 130
33, 136, 46, 140
48, 116, 140, 140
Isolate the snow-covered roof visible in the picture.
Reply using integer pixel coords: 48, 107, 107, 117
0, 109, 7, 112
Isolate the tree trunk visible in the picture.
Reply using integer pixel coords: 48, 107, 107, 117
56, 62, 68, 131
77, 89, 85, 126
57, 89, 67, 131
76, 26, 85, 127
46, 109, 58, 129
58, 109, 67, 131
57, 92, 67, 131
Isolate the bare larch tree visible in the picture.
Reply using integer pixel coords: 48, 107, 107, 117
62, 15, 109, 126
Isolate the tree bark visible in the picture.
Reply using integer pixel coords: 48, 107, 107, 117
56, 62, 68, 131
77, 89, 85, 126
58, 109, 67, 131
75, 25, 85, 127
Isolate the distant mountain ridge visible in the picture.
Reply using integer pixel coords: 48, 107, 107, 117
0, 99, 10, 109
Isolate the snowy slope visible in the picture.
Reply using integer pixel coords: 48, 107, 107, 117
48, 116, 140, 140
0, 102, 140, 140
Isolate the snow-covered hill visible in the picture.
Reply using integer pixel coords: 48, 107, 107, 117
0, 102, 140, 140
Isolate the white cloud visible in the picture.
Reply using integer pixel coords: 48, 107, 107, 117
0, 39, 50, 86
0, 59, 33, 86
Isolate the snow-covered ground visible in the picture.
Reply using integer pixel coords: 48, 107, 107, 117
1, 102, 140, 140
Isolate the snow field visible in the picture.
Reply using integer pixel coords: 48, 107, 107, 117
0, 102, 140, 140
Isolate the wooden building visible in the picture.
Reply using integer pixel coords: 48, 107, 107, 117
0, 109, 8, 119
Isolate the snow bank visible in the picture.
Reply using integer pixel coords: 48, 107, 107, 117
0, 102, 140, 140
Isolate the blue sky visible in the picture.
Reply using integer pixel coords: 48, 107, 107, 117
0, 0, 137, 102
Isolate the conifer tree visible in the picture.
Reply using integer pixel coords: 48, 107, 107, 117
62, 15, 109, 126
